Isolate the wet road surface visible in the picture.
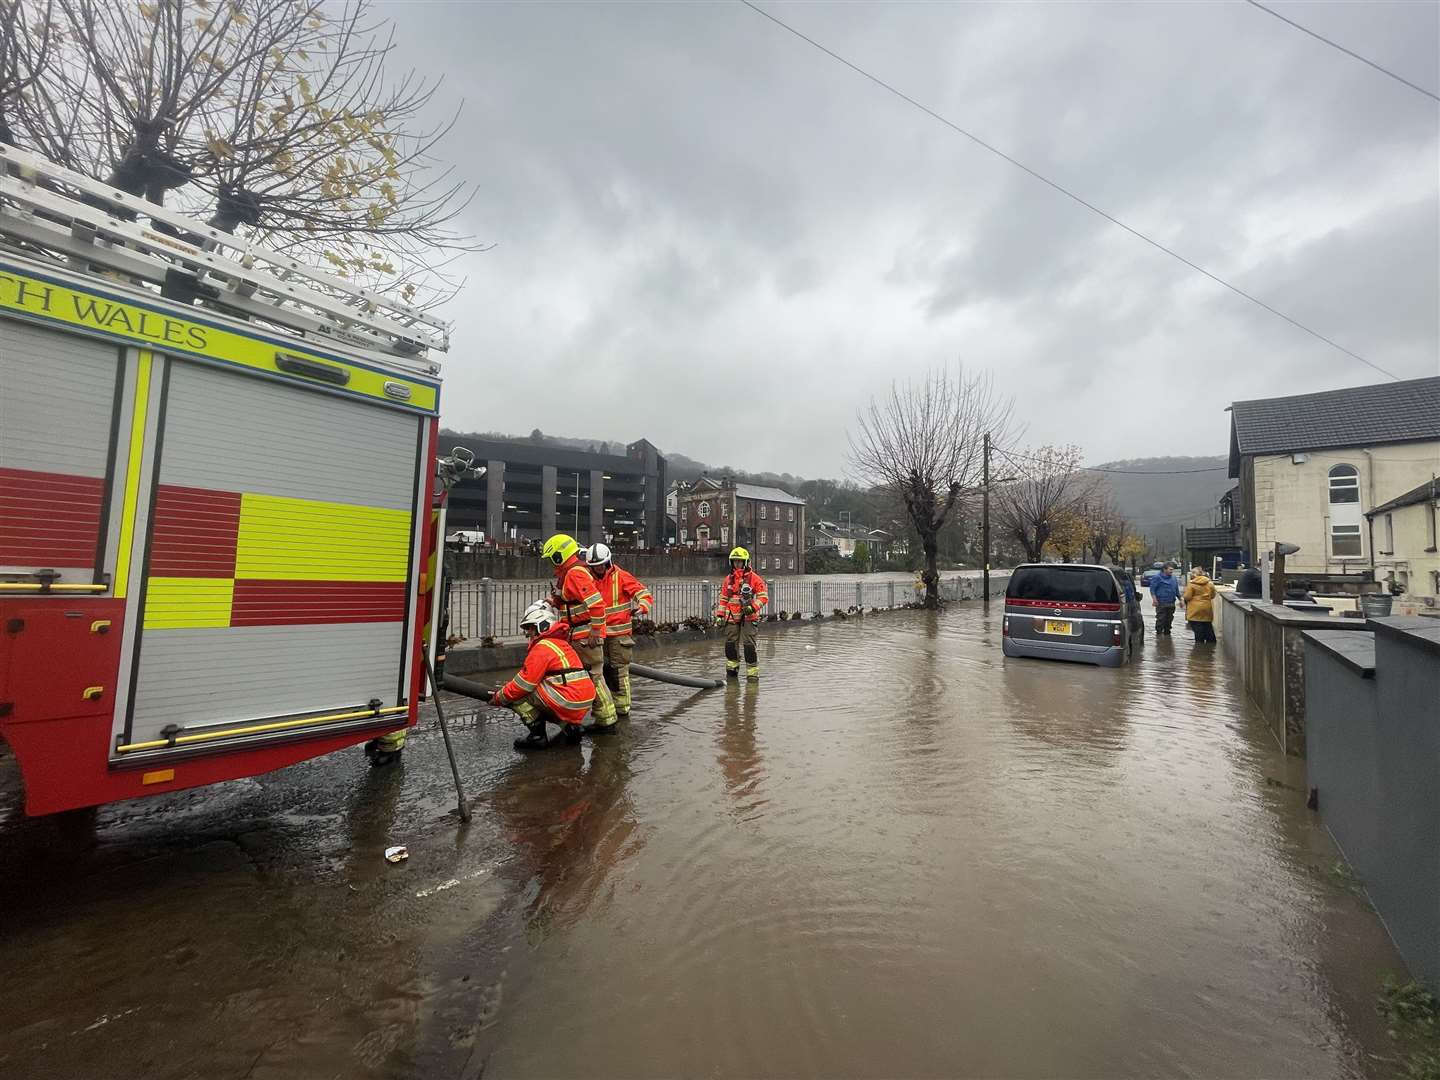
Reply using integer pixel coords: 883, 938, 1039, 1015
0, 604, 1411, 1078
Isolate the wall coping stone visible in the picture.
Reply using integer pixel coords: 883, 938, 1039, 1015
1303, 629, 1377, 678
1249, 601, 1373, 631
1366, 615, 1440, 657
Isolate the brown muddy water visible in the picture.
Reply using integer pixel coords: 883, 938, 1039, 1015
0, 605, 1412, 1079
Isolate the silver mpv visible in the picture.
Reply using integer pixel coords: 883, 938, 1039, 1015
1001, 563, 1143, 667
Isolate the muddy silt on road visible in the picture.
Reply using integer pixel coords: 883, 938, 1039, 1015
0, 605, 1409, 1078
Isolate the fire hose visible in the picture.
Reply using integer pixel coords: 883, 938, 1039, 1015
442, 664, 722, 702
628, 663, 724, 690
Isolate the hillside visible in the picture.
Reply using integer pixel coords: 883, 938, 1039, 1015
1091, 456, 1232, 554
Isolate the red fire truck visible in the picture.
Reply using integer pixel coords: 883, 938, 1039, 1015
0, 145, 454, 815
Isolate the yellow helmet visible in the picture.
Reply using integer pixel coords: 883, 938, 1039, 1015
728, 546, 750, 565
542, 533, 580, 565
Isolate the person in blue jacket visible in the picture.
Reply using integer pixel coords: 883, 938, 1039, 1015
1149, 563, 1182, 635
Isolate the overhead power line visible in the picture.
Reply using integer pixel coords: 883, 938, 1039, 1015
739, 0, 1403, 383
1245, 0, 1440, 103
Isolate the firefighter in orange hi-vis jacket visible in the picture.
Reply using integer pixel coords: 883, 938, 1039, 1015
716, 546, 767, 680
585, 542, 654, 718
491, 600, 596, 751
542, 533, 617, 733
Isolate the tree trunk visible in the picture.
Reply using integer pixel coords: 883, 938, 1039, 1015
922, 533, 939, 608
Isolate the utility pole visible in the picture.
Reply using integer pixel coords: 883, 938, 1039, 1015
982, 432, 991, 604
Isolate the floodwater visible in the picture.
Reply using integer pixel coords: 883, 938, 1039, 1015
0, 604, 1412, 1079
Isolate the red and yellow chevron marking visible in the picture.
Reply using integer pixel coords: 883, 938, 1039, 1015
143, 484, 411, 630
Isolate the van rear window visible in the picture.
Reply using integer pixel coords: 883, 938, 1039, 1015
1007, 566, 1119, 604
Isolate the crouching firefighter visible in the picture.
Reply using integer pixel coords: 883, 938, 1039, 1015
542, 532, 618, 734
716, 546, 768, 680
586, 542, 654, 718
491, 601, 596, 751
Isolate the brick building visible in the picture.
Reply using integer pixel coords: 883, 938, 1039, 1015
676, 477, 806, 575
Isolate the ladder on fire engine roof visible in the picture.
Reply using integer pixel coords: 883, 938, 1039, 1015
0, 143, 450, 366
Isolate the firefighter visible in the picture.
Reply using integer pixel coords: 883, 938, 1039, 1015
716, 546, 768, 680
585, 542, 654, 718
491, 600, 595, 750
541, 532, 618, 733
364, 728, 406, 767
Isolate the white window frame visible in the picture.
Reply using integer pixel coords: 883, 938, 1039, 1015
760, 557, 767, 570
788, 506, 795, 522
760, 504, 768, 520
787, 530, 794, 546
760, 529, 768, 544
1330, 523, 1363, 558
1328, 464, 1360, 505
788, 556, 795, 570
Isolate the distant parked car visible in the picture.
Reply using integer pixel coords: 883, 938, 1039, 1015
1140, 562, 1167, 589
1002, 563, 1143, 667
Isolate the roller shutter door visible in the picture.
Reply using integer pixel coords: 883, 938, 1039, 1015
125, 361, 422, 748
0, 321, 119, 579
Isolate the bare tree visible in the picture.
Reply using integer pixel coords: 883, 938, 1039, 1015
849, 366, 1014, 608
5, 0, 477, 303
992, 445, 1099, 562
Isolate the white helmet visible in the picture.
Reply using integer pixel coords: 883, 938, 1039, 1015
519, 599, 560, 635
585, 542, 612, 571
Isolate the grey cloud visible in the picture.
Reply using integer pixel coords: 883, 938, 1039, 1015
395, 1, 1437, 477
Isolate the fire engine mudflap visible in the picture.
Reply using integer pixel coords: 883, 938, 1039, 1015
0, 148, 450, 815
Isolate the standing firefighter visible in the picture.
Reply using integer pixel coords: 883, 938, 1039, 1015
586, 543, 654, 718
542, 533, 618, 733
491, 601, 595, 750
716, 546, 768, 680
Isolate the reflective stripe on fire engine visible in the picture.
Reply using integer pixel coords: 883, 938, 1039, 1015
114, 704, 410, 753
113, 349, 154, 600
0, 266, 439, 413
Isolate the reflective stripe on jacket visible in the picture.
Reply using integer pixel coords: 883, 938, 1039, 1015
551, 558, 606, 644
716, 568, 768, 623
598, 564, 653, 638
498, 627, 596, 724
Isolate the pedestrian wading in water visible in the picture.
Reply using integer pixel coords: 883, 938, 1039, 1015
1150, 562, 1181, 636
1183, 568, 1217, 644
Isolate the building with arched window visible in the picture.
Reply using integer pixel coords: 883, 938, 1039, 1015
1227, 377, 1440, 591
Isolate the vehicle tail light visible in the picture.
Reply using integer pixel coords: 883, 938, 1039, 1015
1002, 617, 1010, 637
1112, 623, 1122, 644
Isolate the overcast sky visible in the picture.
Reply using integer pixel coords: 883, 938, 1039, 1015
387, 1, 1439, 478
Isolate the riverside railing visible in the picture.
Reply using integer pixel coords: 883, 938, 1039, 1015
447, 574, 1006, 643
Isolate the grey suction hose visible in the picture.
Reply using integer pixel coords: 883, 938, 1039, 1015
629, 663, 724, 690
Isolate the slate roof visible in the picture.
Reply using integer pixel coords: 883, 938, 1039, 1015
1367, 477, 1439, 518
734, 482, 807, 506
1227, 376, 1440, 477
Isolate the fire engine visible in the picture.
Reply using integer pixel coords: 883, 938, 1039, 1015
0, 145, 457, 815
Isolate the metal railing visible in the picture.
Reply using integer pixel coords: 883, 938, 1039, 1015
447, 573, 1008, 642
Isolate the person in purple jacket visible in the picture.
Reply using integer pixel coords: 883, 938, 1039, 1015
1149, 563, 1182, 636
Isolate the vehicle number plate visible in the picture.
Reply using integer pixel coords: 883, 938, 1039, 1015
1044, 620, 1073, 635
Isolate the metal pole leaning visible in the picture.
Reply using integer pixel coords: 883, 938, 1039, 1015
423, 652, 471, 824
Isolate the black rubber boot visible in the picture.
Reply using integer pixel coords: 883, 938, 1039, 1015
584, 720, 618, 736
726, 667, 739, 679
560, 724, 584, 745
364, 740, 402, 767
513, 724, 549, 752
